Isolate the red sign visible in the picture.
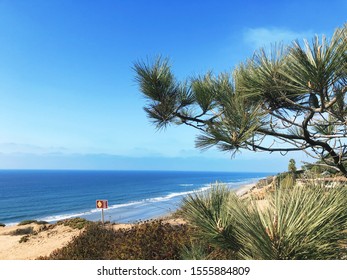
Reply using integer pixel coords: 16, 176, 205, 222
96, 200, 108, 209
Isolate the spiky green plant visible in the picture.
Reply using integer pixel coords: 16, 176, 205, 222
181, 185, 240, 254
238, 185, 347, 259
181, 183, 347, 260
180, 241, 211, 260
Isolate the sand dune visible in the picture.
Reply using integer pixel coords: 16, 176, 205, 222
0, 223, 83, 260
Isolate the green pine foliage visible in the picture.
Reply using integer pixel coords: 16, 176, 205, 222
134, 24, 347, 175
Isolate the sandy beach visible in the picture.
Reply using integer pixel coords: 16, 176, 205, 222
234, 182, 256, 196
0, 222, 85, 260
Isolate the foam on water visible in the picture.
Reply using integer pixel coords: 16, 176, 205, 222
34, 184, 215, 224
0, 170, 272, 225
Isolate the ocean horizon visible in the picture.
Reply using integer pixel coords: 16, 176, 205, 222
0, 170, 274, 225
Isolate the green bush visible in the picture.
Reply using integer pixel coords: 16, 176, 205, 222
18, 220, 38, 226
35, 220, 49, 225
279, 173, 295, 188
180, 241, 209, 260
40, 220, 193, 260
181, 185, 239, 257
182, 183, 347, 260
111, 220, 192, 260
180, 240, 229, 260
42, 223, 117, 259
10, 227, 34, 236
57, 217, 91, 230
17, 220, 48, 226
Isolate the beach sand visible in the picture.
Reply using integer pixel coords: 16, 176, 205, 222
0, 223, 83, 260
0, 182, 260, 260
234, 183, 256, 196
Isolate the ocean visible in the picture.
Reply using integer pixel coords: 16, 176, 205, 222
0, 170, 273, 225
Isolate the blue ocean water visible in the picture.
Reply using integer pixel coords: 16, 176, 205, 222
0, 170, 272, 225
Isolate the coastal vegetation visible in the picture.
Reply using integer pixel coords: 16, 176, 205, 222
6, 221, 52, 244
17, 220, 49, 226
10, 226, 35, 236
182, 183, 347, 260
56, 217, 91, 230
134, 24, 347, 175
39, 220, 193, 260
37, 172, 347, 260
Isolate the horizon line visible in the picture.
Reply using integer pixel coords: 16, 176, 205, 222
0, 168, 276, 174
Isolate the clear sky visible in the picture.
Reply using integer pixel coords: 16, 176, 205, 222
0, 0, 346, 172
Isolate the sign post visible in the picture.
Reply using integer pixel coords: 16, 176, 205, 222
96, 200, 108, 224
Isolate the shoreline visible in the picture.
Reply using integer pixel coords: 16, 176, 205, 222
0, 179, 263, 260
234, 182, 256, 196
1, 180, 259, 227
2, 178, 264, 227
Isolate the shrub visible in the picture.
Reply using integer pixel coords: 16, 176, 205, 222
180, 240, 230, 260
181, 185, 240, 258
116, 220, 194, 260
10, 227, 34, 236
238, 185, 347, 259
181, 183, 347, 260
43, 223, 117, 259
57, 217, 91, 230
279, 173, 295, 188
17, 220, 48, 226
35, 220, 49, 225
40, 220, 193, 260
18, 220, 37, 226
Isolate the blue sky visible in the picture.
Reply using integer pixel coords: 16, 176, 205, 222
0, 0, 346, 172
